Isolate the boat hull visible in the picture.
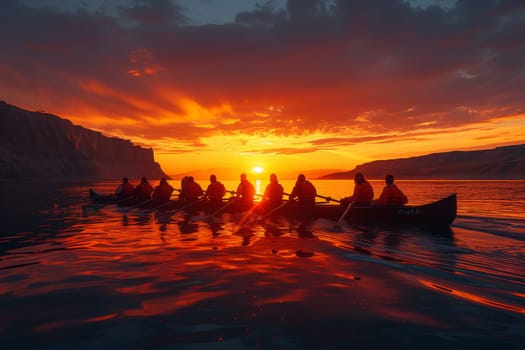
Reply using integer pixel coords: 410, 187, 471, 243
89, 189, 457, 227
275, 194, 456, 227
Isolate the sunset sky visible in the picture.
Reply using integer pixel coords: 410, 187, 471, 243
1, 0, 524, 178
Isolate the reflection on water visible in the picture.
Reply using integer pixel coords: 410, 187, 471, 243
0, 180, 524, 349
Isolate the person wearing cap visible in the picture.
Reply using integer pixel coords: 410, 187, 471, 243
341, 172, 374, 207
376, 174, 408, 206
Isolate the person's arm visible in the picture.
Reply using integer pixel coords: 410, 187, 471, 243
289, 186, 298, 201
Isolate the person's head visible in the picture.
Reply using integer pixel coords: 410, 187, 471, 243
122, 177, 129, 183
354, 172, 365, 184
141, 176, 147, 183
296, 174, 306, 183
240, 173, 247, 181
188, 176, 195, 183
385, 174, 394, 185
270, 173, 277, 183
210, 174, 217, 183
160, 177, 167, 184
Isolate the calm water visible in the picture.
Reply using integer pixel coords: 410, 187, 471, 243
1, 179, 524, 349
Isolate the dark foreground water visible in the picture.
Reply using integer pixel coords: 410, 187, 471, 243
1, 179, 524, 349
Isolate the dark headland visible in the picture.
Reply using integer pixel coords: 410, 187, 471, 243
0, 102, 168, 180
320, 144, 525, 180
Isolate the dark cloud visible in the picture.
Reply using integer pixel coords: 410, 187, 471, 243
235, 1, 286, 26
120, 0, 187, 26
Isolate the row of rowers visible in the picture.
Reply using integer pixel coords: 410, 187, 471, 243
115, 172, 408, 208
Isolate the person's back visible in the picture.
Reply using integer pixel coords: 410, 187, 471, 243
115, 178, 135, 198
184, 177, 203, 202
135, 177, 153, 200
343, 172, 374, 206
206, 174, 226, 205
377, 174, 408, 206
236, 173, 255, 206
262, 173, 284, 208
289, 174, 316, 206
153, 177, 174, 202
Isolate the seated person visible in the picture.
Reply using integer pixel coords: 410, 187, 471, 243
341, 172, 374, 206
289, 174, 317, 206
258, 173, 284, 212
152, 177, 174, 203
205, 174, 226, 207
135, 177, 153, 201
376, 174, 408, 206
115, 177, 135, 199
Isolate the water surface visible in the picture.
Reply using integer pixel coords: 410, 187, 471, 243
1, 180, 524, 349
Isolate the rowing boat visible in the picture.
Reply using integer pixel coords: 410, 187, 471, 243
276, 194, 457, 226
89, 189, 457, 227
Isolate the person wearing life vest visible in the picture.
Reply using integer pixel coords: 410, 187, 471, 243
152, 177, 174, 203
115, 177, 135, 199
289, 174, 317, 206
376, 174, 408, 206
341, 172, 374, 207
182, 176, 203, 202
259, 173, 284, 212
135, 176, 153, 201
205, 174, 226, 207
236, 173, 255, 208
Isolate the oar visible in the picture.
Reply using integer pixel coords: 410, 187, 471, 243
166, 198, 205, 216
316, 194, 341, 203
236, 203, 259, 227
124, 198, 154, 213
206, 198, 238, 220
334, 201, 353, 230
257, 201, 289, 222
152, 199, 177, 211
283, 192, 340, 203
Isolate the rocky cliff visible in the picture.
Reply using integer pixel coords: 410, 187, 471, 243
320, 144, 525, 180
0, 102, 168, 180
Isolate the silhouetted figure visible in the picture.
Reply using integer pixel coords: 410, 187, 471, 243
341, 172, 374, 207
376, 174, 408, 206
289, 174, 317, 206
259, 173, 284, 212
135, 177, 153, 200
152, 177, 174, 203
115, 177, 135, 199
205, 174, 226, 208
236, 173, 255, 208
180, 176, 203, 202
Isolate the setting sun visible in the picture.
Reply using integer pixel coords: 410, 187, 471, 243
253, 166, 264, 174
